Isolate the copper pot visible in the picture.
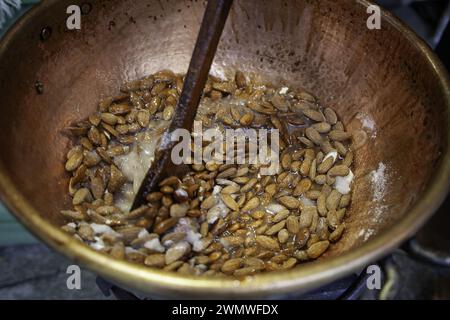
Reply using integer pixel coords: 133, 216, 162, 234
0, 0, 449, 298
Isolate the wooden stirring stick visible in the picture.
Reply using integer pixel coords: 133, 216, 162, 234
131, 0, 233, 210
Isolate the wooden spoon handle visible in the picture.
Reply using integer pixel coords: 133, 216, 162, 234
170, 0, 234, 133
131, 0, 233, 209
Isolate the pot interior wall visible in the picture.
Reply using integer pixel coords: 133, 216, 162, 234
0, 0, 446, 260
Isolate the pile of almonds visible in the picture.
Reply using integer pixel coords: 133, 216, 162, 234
61, 70, 357, 277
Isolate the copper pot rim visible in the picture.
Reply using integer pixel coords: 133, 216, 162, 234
0, 0, 449, 298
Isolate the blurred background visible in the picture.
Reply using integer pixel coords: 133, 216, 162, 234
0, 0, 449, 299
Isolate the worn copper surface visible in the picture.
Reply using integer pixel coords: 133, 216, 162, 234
0, 0, 449, 298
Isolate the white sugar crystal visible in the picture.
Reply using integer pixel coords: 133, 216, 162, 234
90, 237, 105, 250
266, 203, 287, 214
90, 223, 119, 236
323, 151, 338, 164
138, 228, 150, 239
334, 170, 354, 195
144, 238, 165, 252
279, 87, 289, 95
